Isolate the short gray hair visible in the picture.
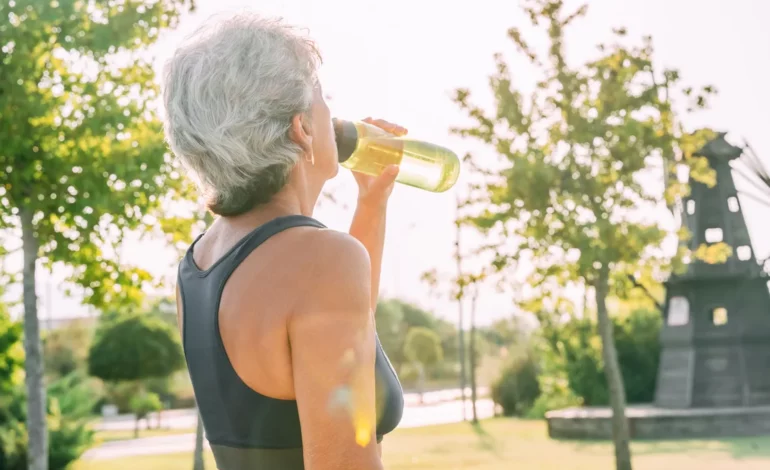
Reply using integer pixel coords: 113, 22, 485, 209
162, 13, 322, 215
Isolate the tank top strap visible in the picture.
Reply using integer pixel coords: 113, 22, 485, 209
227, 215, 326, 270
182, 214, 327, 281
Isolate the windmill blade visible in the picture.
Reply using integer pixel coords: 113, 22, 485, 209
737, 189, 770, 208
731, 160, 770, 203
742, 139, 770, 186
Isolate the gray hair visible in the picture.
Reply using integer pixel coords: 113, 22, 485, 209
161, 13, 322, 215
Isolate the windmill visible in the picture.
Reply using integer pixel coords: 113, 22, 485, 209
655, 133, 770, 408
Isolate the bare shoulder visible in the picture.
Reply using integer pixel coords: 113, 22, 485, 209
300, 228, 370, 273
291, 229, 372, 308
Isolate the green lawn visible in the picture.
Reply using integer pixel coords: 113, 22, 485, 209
94, 427, 197, 443
74, 419, 770, 470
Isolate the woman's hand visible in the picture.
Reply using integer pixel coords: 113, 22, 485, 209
352, 117, 408, 210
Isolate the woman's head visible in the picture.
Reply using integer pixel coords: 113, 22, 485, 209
162, 13, 337, 216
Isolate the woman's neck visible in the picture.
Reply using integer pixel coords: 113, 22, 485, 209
220, 180, 319, 230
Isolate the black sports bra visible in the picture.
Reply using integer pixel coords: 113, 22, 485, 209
177, 215, 404, 469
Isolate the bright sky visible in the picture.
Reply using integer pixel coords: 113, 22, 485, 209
8, 0, 770, 326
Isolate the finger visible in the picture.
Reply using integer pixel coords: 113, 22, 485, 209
362, 118, 408, 136
369, 165, 399, 193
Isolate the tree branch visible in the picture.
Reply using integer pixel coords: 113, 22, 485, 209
626, 274, 664, 312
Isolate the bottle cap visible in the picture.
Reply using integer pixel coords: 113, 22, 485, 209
333, 118, 358, 163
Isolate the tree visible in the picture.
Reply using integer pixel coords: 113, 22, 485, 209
42, 320, 93, 380
88, 313, 184, 438
375, 299, 446, 374
88, 313, 184, 383
403, 327, 443, 370
468, 287, 479, 422
480, 316, 529, 351
129, 392, 162, 438
403, 327, 443, 401
422, 197, 489, 421
1, 1, 196, 467
452, 2, 717, 468
374, 300, 407, 373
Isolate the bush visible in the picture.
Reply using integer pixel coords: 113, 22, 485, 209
0, 372, 99, 470
131, 392, 163, 420
614, 309, 661, 403
490, 352, 541, 417
527, 375, 583, 419
130, 392, 163, 436
534, 308, 662, 414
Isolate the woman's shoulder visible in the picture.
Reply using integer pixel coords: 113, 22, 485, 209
292, 228, 371, 280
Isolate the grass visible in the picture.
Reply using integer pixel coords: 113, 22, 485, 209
94, 427, 197, 443
74, 418, 770, 470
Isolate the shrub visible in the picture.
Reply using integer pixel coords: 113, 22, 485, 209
130, 392, 163, 437
490, 352, 541, 417
533, 308, 662, 415
0, 372, 99, 470
527, 375, 583, 419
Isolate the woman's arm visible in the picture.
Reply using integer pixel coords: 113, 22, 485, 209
348, 118, 407, 311
348, 203, 388, 312
288, 230, 383, 470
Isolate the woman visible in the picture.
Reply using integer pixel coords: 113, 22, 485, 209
163, 12, 404, 470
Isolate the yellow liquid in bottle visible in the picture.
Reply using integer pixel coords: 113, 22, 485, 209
340, 121, 461, 193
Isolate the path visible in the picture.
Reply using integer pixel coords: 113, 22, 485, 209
84, 395, 495, 460
95, 387, 488, 432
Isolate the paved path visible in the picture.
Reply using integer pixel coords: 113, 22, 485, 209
84, 397, 495, 460
95, 387, 489, 432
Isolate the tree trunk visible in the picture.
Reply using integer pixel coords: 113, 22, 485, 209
193, 408, 206, 470
457, 311, 466, 420
454, 198, 467, 421
595, 269, 633, 470
416, 362, 425, 405
21, 209, 48, 470
469, 289, 478, 423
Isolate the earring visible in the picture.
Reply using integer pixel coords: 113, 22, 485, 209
305, 152, 315, 166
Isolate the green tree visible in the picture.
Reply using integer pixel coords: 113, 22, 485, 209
374, 300, 407, 372
129, 392, 162, 438
1, 1, 196, 467
452, 2, 717, 468
42, 320, 93, 380
88, 313, 184, 438
403, 327, 443, 371
403, 326, 443, 402
88, 313, 184, 383
375, 299, 446, 374
482, 317, 528, 348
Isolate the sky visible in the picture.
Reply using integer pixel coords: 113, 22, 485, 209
6, 0, 770, 327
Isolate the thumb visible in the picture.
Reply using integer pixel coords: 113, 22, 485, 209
370, 165, 400, 193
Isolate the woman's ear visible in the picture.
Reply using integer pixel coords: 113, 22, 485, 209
290, 113, 313, 158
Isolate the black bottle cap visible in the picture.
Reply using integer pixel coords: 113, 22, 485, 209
333, 118, 358, 163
